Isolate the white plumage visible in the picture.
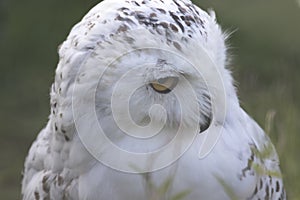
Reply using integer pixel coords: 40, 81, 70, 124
22, 0, 286, 199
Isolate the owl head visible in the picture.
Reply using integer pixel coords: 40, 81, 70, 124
51, 0, 238, 172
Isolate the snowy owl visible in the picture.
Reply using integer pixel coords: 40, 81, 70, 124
22, 0, 286, 199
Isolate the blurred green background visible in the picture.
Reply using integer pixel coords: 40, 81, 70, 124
0, 0, 299, 199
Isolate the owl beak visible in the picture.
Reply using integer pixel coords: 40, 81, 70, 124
199, 114, 211, 133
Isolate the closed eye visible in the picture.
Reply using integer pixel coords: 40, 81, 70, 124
150, 77, 179, 94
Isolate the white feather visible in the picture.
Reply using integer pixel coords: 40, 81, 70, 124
22, 0, 285, 199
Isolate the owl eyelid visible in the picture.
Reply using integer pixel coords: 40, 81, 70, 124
157, 77, 171, 84
149, 77, 179, 94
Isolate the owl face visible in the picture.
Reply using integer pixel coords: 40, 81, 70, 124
93, 46, 211, 133
57, 0, 234, 171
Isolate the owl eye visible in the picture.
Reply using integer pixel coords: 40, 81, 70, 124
150, 77, 179, 94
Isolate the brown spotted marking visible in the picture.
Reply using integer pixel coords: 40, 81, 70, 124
42, 174, 50, 193
170, 23, 179, 32
34, 191, 40, 200
259, 178, 263, 190
117, 24, 130, 33
64, 135, 70, 142
169, 11, 185, 32
57, 175, 64, 186
173, 41, 181, 50
115, 14, 136, 25
276, 180, 280, 192
158, 22, 168, 29
132, 1, 140, 6
265, 184, 270, 199
54, 123, 58, 131
240, 147, 255, 180
156, 8, 167, 14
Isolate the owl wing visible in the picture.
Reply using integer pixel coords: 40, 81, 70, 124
21, 121, 80, 200
242, 111, 286, 200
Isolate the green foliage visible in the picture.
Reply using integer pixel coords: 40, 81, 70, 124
0, 0, 299, 199
140, 173, 191, 200
215, 175, 239, 200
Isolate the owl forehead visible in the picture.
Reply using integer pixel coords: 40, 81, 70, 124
60, 0, 226, 80
76, 0, 210, 44
114, 0, 207, 37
